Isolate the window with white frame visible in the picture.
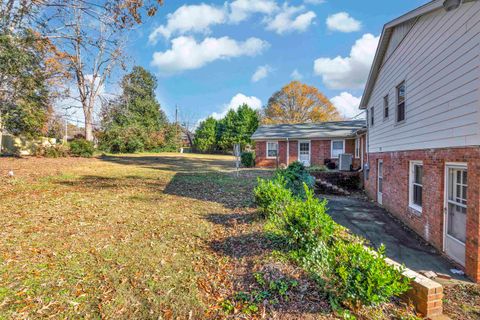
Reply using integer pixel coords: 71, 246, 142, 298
397, 81, 406, 122
355, 138, 360, 158
384, 95, 389, 119
370, 106, 375, 127
266, 141, 278, 158
409, 161, 423, 212
331, 140, 345, 159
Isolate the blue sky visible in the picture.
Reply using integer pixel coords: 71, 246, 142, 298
119, 0, 427, 126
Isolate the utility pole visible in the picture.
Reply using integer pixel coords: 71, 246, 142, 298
175, 105, 178, 125
64, 118, 68, 144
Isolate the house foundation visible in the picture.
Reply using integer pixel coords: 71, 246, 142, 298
364, 147, 480, 282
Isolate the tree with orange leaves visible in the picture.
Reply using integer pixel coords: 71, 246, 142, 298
262, 81, 341, 124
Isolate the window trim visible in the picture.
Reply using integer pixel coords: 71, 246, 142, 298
409, 160, 423, 213
331, 139, 345, 159
370, 106, 375, 127
266, 141, 279, 159
396, 81, 406, 123
383, 94, 389, 120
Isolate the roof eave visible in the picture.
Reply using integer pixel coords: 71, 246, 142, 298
359, 0, 444, 109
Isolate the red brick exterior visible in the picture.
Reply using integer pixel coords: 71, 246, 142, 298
255, 138, 360, 169
365, 147, 480, 282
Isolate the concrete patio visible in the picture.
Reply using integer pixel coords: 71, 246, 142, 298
323, 195, 469, 282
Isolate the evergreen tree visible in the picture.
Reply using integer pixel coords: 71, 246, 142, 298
194, 117, 218, 152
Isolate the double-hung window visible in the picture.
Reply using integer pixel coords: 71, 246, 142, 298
409, 161, 423, 212
384, 95, 389, 119
266, 141, 278, 159
370, 107, 375, 127
397, 82, 406, 122
331, 140, 345, 159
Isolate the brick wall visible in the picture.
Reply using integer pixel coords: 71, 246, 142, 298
365, 147, 480, 282
311, 140, 331, 166
255, 138, 362, 169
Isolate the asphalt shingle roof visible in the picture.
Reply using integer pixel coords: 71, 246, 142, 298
251, 120, 366, 140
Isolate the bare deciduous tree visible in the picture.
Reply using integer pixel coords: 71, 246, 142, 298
1, 0, 164, 141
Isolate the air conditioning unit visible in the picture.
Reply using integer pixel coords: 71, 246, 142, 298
339, 154, 353, 171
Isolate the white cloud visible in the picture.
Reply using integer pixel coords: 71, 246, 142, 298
149, 4, 227, 42
265, 4, 316, 34
251, 65, 272, 82
331, 92, 364, 119
229, 0, 278, 23
151, 36, 269, 74
313, 33, 379, 89
326, 12, 361, 33
290, 69, 303, 80
209, 93, 262, 120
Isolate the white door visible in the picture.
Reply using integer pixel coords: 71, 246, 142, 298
298, 141, 311, 167
377, 160, 383, 205
444, 165, 467, 266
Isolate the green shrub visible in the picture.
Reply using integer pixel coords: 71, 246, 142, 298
44, 144, 70, 158
241, 152, 255, 167
99, 125, 147, 153
275, 161, 315, 198
327, 242, 410, 307
274, 185, 336, 248
308, 165, 328, 173
254, 176, 294, 218
69, 139, 95, 157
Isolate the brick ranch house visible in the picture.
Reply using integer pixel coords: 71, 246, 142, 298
360, 0, 480, 281
251, 120, 366, 169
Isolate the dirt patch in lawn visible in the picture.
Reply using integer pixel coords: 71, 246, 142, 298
443, 283, 480, 320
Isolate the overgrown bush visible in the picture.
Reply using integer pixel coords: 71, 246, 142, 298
69, 138, 94, 157
275, 161, 315, 198
33, 144, 70, 158
327, 243, 410, 307
254, 176, 293, 218
99, 125, 147, 153
44, 144, 69, 158
308, 165, 328, 173
275, 185, 336, 248
255, 170, 411, 311
241, 152, 255, 167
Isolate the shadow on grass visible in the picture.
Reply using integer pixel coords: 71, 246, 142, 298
207, 229, 331, 317
56, 174, 166, 190
99, 154, 235, 173
204, 212, 259, 228
209, 231, 289, 259
163, 171, 269, 209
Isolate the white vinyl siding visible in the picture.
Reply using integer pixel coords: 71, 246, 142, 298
367, 2, 480, 153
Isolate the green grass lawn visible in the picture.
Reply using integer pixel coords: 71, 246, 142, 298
1, 153, 477, 319
0, 153, 267, 319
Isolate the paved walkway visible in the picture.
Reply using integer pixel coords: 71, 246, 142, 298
323, 195, 468, 281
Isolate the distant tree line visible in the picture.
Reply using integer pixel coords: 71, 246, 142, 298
193, 81, 342, 153
194, 105, 259, 153
98, 66, 181, 153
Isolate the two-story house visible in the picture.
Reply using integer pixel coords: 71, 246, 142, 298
361, 0, 480, 282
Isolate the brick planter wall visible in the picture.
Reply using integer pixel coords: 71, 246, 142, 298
364, 147, 480, 282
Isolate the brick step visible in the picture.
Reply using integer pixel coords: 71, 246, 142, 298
315, 179, 350, 196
